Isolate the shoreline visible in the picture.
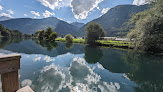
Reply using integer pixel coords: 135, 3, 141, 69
55, 38, 132, 50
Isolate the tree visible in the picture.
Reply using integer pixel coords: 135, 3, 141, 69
65, 34, 73, 43
0, 24, 22, 37
85, 22, 105, 45
38, 30, 45, 40
45, 27, 53, 40
49, 32, 58, 41
127, 0, 163, 53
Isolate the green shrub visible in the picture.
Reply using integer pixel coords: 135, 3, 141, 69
65, 34, 73, 43
49, 32, 58, 41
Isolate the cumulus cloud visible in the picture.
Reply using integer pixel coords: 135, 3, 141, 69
133, 0, 153, 5
24, 14, 28, 16
30, 11, 40, 16
38, 0, 71, 10
7, 9, 14, 14
71, 0, 103, 19
0, 13, 13, 18
101, 8, 110, 14
43, 10, 55, 18
0, 5, 3, 11
21, 79, 32, 87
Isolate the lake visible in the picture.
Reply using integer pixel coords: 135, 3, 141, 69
0, 37, 163, 92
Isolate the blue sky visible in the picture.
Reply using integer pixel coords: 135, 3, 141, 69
0, 0, 148, 23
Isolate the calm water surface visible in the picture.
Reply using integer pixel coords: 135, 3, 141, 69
0, 37, 163, 92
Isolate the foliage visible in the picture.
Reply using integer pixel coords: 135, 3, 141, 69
65, 34, 73, 43
37, 30, 45, 40
45, 27, 53, 40
55, 37, 130, 49
0, 24, 22, 37
97, 40, 131, 48
85, 22, 105, 45
127, 0, 163, 53
49, 32, 58, 41
35, 27, 58, 41
23, 34, 31, 37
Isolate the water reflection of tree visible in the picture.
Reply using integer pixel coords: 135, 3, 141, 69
65, 42, 73, 50
84, 45, 103, 64
35, 40, 58, 51
0, 37, 22, 49
122, 52, 163, 92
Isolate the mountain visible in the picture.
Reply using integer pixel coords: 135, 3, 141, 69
0, 16, 11, 21
0, 17, 78, 36
70, 22, 85, 29
78, 4, 150, 37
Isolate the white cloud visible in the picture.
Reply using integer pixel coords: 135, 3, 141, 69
30, 11, 40, 16
43, 10, 55, 18
133, 0, 153, 5
33, 57, 41, 62
7, 9, 14, 14
70, 0, 103, 19
101, 8, 110, 14
38, 0, 71, 10
0, 13, 13, 18
44, 55, 55, 62
0, 5, 3, 11
97, 6, 100, 10
24, 14, 28, 16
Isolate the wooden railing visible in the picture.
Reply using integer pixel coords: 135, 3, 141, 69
0, 54, 21, 92
0, 54, 34, 92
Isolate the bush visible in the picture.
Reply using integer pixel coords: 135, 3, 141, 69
49, 32, 58, 41
65, 34, 73, 43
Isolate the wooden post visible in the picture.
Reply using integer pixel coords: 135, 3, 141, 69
0, 54, 21, 92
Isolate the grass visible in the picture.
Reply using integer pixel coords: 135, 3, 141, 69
55, 38, 85, 44
55, 38, 132, 49
97, 40, 132, 48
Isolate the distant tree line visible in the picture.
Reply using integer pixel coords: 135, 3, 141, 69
0, 24, 22, 37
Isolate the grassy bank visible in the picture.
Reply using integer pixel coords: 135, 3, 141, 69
55, 38, 132, 49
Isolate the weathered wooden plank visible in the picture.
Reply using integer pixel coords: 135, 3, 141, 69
0, 54, 21, 62
16, 86, 34, 92
1, 70, 19, 92
0, 54, 21, 92
0, 59, 20, 74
